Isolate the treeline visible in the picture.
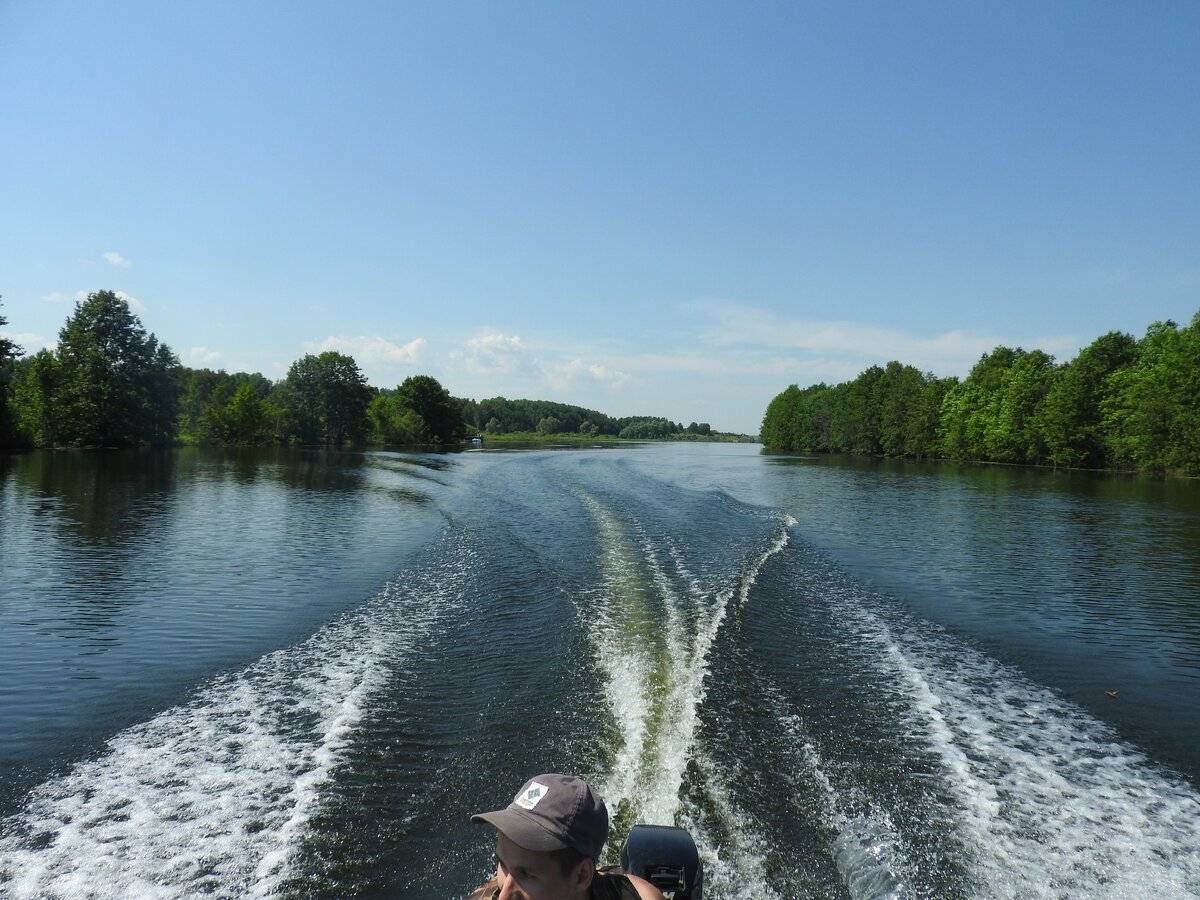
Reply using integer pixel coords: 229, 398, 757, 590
459, 396, 712, 439
0, 291, 470, 449
761, 312, 1200, 475
0, 290, 720, 450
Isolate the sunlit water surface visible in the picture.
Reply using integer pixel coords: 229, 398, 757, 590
1, 444, 1198, 898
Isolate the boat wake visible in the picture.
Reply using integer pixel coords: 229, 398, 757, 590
0, 528, 473, 899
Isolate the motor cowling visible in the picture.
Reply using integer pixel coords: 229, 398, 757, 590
619, 825, 703, 900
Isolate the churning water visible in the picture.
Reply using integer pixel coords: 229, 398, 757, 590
1, 445, 1198, 898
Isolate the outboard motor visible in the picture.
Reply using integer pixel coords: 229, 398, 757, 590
619, 825, 703, 900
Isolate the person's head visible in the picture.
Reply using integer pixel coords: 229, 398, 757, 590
471, 774, 609, 900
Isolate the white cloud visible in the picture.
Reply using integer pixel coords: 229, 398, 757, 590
189, 346, 222, 365
691, 303, 1079, 377
116, 291, 146, 312
307, 334, 426, 365
544, 357, 629, 388
0, 331, 51, 354
41, 292, 68, 303
454, 331, 529, 375
104, 251, 131, 268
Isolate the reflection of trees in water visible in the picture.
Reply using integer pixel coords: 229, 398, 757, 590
1, 448, 438, 652
15, 448, 178, 544
3, 450, 180, 656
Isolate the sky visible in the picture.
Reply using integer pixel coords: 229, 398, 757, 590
2, 1, 1198, 435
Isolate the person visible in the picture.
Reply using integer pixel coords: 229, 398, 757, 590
468, 773, 664, 900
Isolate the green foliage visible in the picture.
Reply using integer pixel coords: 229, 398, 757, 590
0, 296, 22, 447
51, 290, 180, 447
617, 417, 677, 439
10, 350, 60, 447
761, 311, 1200, 474
988, 349, 1057, 464
1038, 331, 1137, 468
1102, 318, 1200, 475
179, 369, 276, 444
461, 396, 620, 436
536, 415, 563, 435
395, 374, 461, 443
222, 382, 280, 445
367, 393, 426, 444
281, 351, 371, 445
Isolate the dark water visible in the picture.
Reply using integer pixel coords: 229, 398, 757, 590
1, 445, 1198, 898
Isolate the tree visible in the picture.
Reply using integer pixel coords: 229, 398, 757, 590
10, 350, 59, 446
395, 375, 462, 443
55, 290, 180, 447
367, 393, 425, 444
0, 295, 18, 366
1101, 318, 1200, 475
0, 295, 22, 446
222, 382, 278, 444
987, 349, 1057, 463
618, 417, 674, 439
281, 351, 371, 445
1038, 331, 1137, 468
939, 347, 1023, 460
537, 415, 563, 435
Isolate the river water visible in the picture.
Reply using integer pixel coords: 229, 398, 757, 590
1, 444, 1198, 899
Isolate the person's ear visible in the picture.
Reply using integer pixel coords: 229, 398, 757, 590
573, 856, 595, 890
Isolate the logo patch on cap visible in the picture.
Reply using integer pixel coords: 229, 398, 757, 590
515, 781, 549, 810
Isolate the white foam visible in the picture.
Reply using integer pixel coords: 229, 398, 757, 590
679, 749, 781, 900
767, 691, 912, 900
0, 538, 468, 899
832, 595, 1200, 899
579, 493, 794, 874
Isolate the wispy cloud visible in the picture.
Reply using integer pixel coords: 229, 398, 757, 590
454, 331, 528, 375
307, 334, 426, 365
544, 357, 629, 388
41, 292, 68, 303
0, 330, 51, 354
116, 291, 146, 312
690, 302, 1080, 375
104, 251, 132, 268
189, 346, 222, 365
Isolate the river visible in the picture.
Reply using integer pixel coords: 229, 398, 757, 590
1, 444, 1198, 898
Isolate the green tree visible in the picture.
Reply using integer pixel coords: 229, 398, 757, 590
10, 350, 60, 446
395, 374, 462, 443
0, 296, 22, 446
761, 384, 803, 450
537, 415, 563, 435
1038, 331, 1137, 468
222, 382, 277, 444
939, 347, 1023, 460
367, 393, 426, 444
618, 417, 674, 439
1101, 318, 1200, 474
986, 349, 1057, 463
281, 351, 371, 445
55, 290, 180, 447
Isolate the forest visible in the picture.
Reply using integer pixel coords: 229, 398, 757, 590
0, 291, 718, 450
761, 312, 1200, 475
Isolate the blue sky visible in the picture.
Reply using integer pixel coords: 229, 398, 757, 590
2, 1, 1197, 434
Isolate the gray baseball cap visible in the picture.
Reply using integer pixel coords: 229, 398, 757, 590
471, 773, 609, 860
